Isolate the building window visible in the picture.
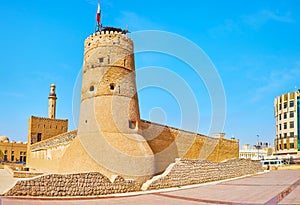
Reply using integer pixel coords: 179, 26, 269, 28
284, 144, 287, 149
284, 122, 287, 129
279, 144, 282, 149
279, 104, 282, 110
290, 132, 294, 137
89, 85, 95, 92
279, 114, 282, 120
279, 134, 282, 138
110, 83, 115, 90
284, 133, 287, 138
279, 124, 282, 130
37, 133, 42, 142
284, 112, 287, 119
11, 156, 14, 161
11, 151, 14, 155
98, 58, 104, 63
129, 120, 136, 129
290, 143, 295, 149
290, 121, 294, 128
284, 102, 287, 109
290, 101, 294, 107
290, 111, 294, 118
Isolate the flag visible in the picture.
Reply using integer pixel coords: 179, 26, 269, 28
96, 2, 101, 25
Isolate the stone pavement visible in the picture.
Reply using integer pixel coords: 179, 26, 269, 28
1, 170, 300, 205
0, 168, 17, 195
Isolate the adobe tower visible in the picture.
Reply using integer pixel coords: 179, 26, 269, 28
76, 27, 155, 179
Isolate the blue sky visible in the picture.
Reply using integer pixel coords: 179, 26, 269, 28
0, 0, 299, 147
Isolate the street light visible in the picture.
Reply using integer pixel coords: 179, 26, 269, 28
257, 135, 260, 160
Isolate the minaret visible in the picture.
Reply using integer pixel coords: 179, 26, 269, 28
48, 84, 57, 119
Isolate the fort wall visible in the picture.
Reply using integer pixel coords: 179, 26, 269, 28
141, 120, 239, 173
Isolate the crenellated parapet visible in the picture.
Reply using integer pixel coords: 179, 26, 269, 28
84, 30, 133, 60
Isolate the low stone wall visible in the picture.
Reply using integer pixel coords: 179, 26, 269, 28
13, 171, 43, 178
143, 159, 263, 190
4, 159, 263, 197
4, 172, 140, 197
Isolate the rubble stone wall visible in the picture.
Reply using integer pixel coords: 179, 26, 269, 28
5, 159, 263, 196
144, 159, 263, 190
5, 172, 140, 197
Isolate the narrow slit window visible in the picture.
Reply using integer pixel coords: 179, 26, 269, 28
129, 120, 136, 129
37, 133, 42, 142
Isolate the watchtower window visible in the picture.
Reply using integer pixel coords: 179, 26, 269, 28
124, 59, 126, 67
99, 58, 104, 63
129, 120, 137, 129
110, 83, 115, 90
37, 133, 42, 142
90, 85, 95, 92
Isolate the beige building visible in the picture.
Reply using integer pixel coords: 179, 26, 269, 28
274, 90, 300, 156
0, 136, 27, 163
27, 26, 239, 182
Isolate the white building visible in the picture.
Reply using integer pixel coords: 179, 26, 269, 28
239, 144, 269, 160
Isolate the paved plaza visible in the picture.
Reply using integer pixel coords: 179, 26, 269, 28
1, 170, 300, 205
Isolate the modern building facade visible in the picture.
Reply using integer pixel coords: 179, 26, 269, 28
274, 90, 300, 156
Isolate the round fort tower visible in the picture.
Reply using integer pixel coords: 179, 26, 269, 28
77, 28, 155, 179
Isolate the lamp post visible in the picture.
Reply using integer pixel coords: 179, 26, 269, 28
257, 135, 260, 160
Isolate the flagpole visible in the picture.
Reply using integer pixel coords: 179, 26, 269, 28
95, 0, 102, 32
